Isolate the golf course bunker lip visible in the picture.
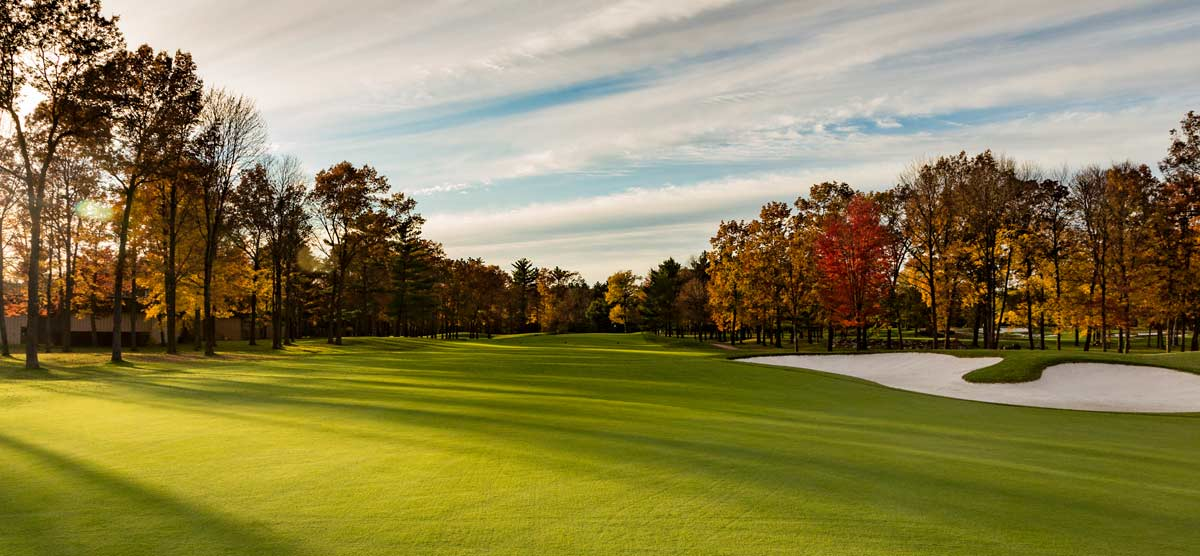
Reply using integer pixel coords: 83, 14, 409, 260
742, 354, 1200, 413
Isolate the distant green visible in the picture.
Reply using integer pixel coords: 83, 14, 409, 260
1, 334, 1197, 555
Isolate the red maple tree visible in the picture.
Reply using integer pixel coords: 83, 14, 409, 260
815, 195, 890, 350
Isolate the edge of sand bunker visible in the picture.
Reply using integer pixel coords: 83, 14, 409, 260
741, 353, 1200, 413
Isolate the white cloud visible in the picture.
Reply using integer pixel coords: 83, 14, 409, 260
100, 0, 1200, 277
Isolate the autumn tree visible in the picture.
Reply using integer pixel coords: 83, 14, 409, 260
267, 158, 312, 347
537, 267, 588, 334
310, 162, 388, 345
229, 163, 272, 345
675, 256, 711, 341
873, 188, 910, 348
230, 156, 311, 348
97, 45, 203, 361
0, 0, 122, 368
1159, 111, 1200, 351
1105, 163, 1160, 353
901, 156, 966, 348
744, 202, 793, 347
706, 221, 746, 343
605, 270, 642, 333
955, 152, 1030, 349
192, 89, 266, 355
1036, 174, 1072, 350
0, 164, 19, 354
815, 195, 890, 350
1071, 165, 1111, 351
796, 182, 854, 350
44, 144, 103, 351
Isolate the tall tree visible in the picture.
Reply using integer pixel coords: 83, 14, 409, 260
263, 155, 310, 349
815, 195, 890, 350
0, 165, 19, 354
100, 45, 203, 361
873, 188, 910, 349
230, 163, 271, 345
192, 89, 266, 355
1104, 163, 1159, 353
745, 202, 792, 347
0, 0, 122, 368
1160, 111, 1200, 351
642, 258, 682, 336
956, 152, 1028, 349
796, 182, 854, 350
901, 156, 965, 348
310, 161, 388, 345
707, 220, 748, 343
391, 236, 440, 338
676, 257, 711, 341
510, 258, 538, 332
1036, 174, 1071, 350
1072, 166, 1110, 351
45, 144, 101, 352
537, 267, 585, 334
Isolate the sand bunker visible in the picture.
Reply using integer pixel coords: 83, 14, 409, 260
742, 353, 1200, 413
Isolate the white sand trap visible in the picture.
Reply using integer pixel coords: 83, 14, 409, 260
742, 353, 1200, 413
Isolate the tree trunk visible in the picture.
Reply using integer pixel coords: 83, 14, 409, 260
333, 266, 346, 346
0, 237, 8, 357
44, 254, 54, 353
248, 256, 258, 346
203, 238, 216, 356
89, 306, 97, 348
165, 184, 179, 354
1038, 312, 1046, 350
194, 308, 203, 351
1100, 269, 1108, 352
111, 195, 135, 363
1026, 289, 1035, 350
1192, 316, 1200, 352
971, 303, 981, 348
129, 248, 139, 351
271, 251, 283, 349
927, 255, 939, 350
61, 243, 74, 353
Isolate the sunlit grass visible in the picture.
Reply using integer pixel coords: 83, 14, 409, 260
1, 334, 1197, 555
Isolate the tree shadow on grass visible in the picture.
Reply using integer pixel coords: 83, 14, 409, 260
79, 370, 1200, 554
0, 432, 304, 556
17, 343, 1200, 553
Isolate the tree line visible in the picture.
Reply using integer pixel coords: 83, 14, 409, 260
3, 3, 1197, 371
0, 0, 633, 369
664, 112, 1199, 353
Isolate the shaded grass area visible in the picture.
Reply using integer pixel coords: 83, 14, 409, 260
0, 334, 1198, 555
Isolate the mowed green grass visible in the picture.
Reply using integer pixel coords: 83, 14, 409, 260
1, 334, 1198, 555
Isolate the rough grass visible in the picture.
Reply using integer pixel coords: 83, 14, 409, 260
1, 334, 1198, 555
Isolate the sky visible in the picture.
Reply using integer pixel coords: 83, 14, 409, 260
104, 0, 1200, 282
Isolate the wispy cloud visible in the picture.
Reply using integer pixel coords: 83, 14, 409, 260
106, 0, 1200, 279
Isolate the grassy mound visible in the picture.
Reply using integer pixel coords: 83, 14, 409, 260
956, 349, 1200, 383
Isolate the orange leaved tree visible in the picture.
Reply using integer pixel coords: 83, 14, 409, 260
815, 195, 890, 350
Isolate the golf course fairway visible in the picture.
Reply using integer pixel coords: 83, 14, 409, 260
1, 334, 1198, 555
